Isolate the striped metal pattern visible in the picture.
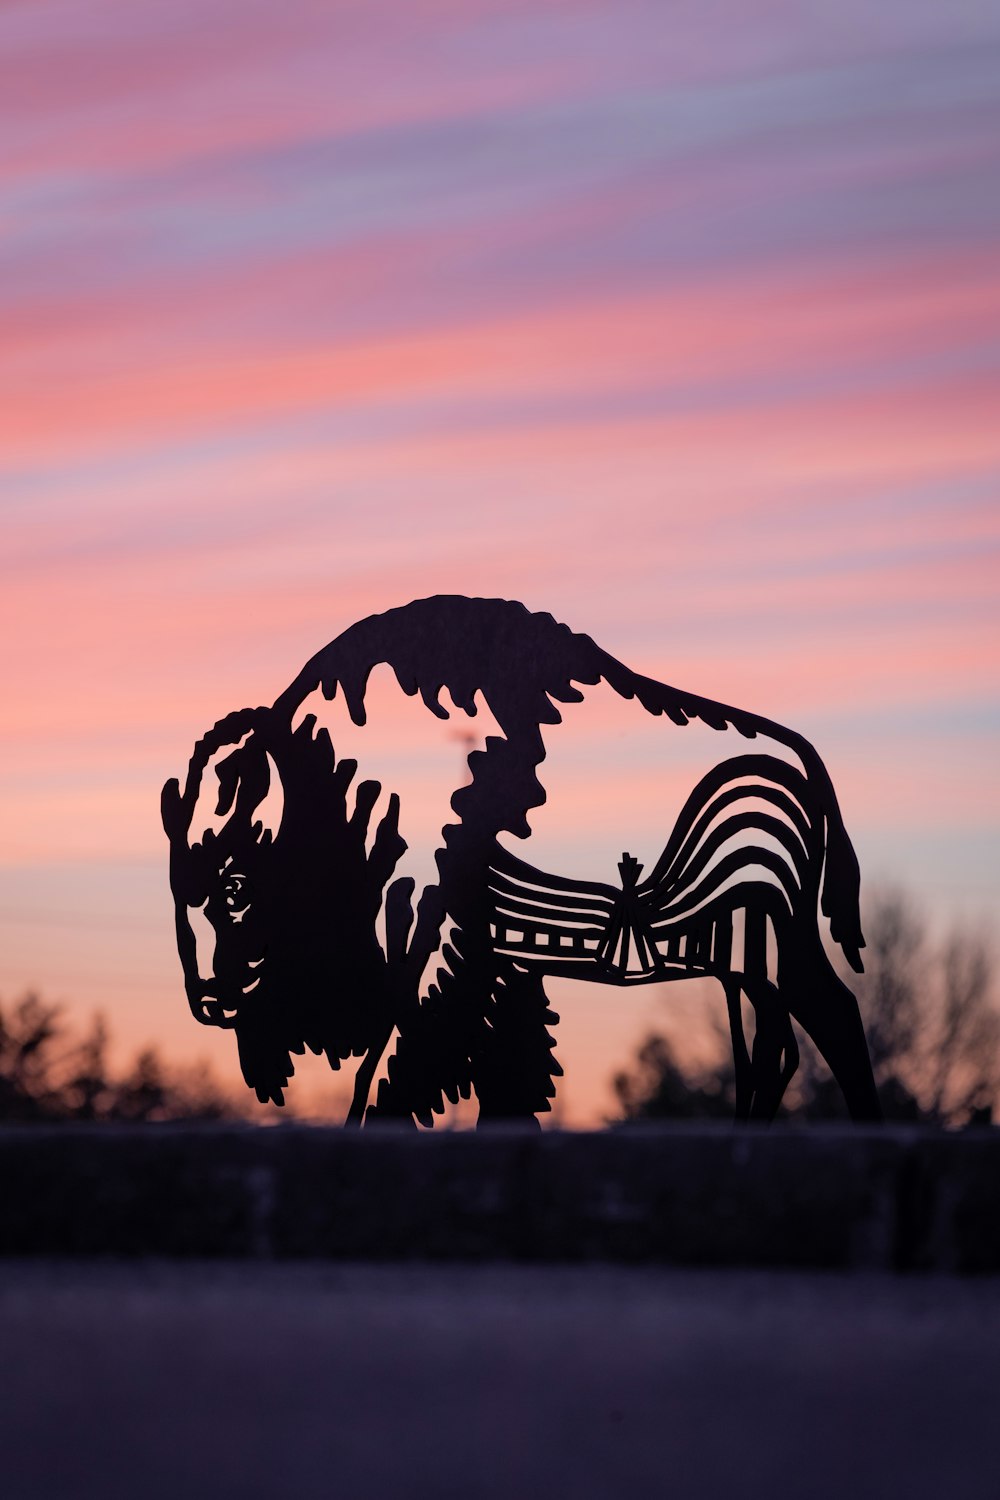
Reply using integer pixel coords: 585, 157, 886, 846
486, 755, 820, 988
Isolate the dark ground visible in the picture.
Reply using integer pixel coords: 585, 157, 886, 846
1, 1260, 997, 1500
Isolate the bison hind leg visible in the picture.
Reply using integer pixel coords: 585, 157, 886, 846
723, 978, 754, 1122
732, 975, 799, 1123
782, 942, 882, 1122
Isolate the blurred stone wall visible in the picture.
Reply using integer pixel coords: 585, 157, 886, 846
3, 1124, 998, 1271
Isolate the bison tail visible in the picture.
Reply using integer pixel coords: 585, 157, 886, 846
821, 814, 865, 974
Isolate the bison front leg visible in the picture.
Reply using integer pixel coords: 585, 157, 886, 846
364, 993, 476, 1127
473, 968, 562, 1126
366, 907, 563, 1126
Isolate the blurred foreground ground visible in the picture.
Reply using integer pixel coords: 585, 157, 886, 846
1, 1260, 997, 1500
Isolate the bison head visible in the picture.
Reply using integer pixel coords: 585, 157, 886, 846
161, 707, 407, 1103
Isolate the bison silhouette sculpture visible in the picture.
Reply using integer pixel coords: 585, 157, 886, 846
161, 596, 880, 1126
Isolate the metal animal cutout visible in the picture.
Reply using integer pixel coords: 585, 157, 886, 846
162, 596, 880, 1126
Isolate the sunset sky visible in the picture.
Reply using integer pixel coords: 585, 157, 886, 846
3, 0, 999, 1122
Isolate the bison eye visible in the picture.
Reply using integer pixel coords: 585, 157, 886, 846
223, 873, 251, 915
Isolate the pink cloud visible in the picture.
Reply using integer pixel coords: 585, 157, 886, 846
7, 242, 1000, 486
2, 1, 585, 183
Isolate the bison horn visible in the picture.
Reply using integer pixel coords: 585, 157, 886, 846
161, 778, 185, 840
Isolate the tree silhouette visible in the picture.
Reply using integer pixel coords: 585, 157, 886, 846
0, 993, 240, 1123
